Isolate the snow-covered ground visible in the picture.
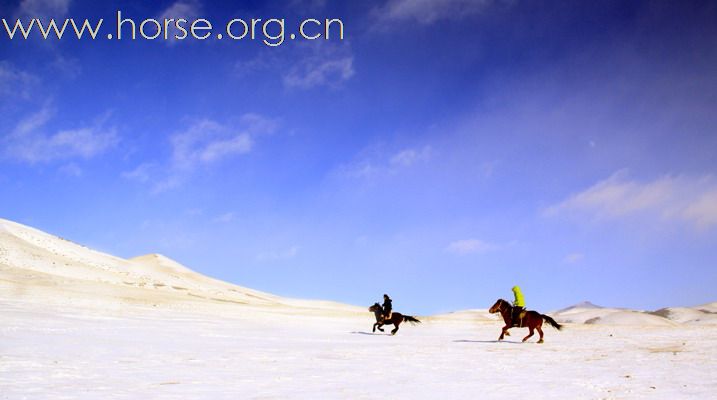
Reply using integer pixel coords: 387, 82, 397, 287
2, 300, 716, 399
2, 218, 716, 399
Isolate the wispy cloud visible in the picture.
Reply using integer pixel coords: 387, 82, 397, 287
16, 0, 70, 19
2, 106, 118, 164
283, 43, 354, 89
337, 145, 432, 179
155, 0, 202, 45
374, 0, 499, 25
125, 114, 278, 193
121, 163, 156, 183
58, 162, 82, 177
0, 62, 39, 100
50, 55, 82, 78
546, 171, 717, 230
171, 114, 275, 169
170, 120, 252, 169
256, 245, 301, 261
212, 212, 236, 223
389, 146, 432, 168
445, 238, 497, 255
234, 42, 354, 90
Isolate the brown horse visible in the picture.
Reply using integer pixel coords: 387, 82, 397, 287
369, 303, 421, 335
489, 299, 562, 343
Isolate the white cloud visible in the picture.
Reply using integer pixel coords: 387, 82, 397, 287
256, 245, 301, 261
127, 114, 277, 193
446, 238, 497, 255
170, 114, 276, 170
283, 44, 354, 89
234, 51, 277, 78
213, 212, 236, 223
16, 0, 70, 19
375, 0, 497, 25
155, 0, 202, 45
547, 171, 717, 230
0, 62, 39, 99
121, 163, 156, 183
389, 146, 432, 168
157, 0, 201, 20
235, 42, 354, 90
681, 191, 717, 230
338, 145, 433, 179
2, 106, 118, 164
151, 176, 183, 194
50, 55, 82, 78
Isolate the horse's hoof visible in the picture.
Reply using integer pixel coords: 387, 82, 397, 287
505, 332, 511, 336
538, 339, 544, 344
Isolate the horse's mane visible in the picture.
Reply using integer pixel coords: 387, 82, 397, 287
491, 299, 513, 311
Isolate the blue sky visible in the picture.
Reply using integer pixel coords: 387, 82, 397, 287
1, 0, 716, 314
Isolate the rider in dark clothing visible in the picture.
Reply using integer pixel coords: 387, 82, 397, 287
382, 294, 392, 320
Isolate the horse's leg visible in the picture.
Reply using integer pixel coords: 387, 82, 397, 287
373, 322, 378, 332
537, 325, 544, 344
499, 325, 510, 340
391, 319, 400, 335
522, 326, 535, 343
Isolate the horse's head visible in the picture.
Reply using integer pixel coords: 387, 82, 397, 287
489, 299, 510, 314
368, 303, 382, 313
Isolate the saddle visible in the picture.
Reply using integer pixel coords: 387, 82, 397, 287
512, 310, 527, 327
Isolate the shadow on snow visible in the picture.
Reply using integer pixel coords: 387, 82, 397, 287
453, 339, 524, 344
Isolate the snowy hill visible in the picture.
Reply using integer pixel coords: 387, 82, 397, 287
553, 300, 717, 326
556, 301, 604, 313
0, 218, 360, 314
1, 217, 715, 324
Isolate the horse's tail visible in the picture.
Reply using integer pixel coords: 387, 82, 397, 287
541, 314, 563, 331
403, 315, 421, 325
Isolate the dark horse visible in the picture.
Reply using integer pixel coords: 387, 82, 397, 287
369, 303, 421, 335
489, 299, 562, 343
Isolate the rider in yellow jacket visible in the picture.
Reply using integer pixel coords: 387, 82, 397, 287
512, 285, 526, 325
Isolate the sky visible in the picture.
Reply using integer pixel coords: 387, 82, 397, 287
1, 0, 716, 315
